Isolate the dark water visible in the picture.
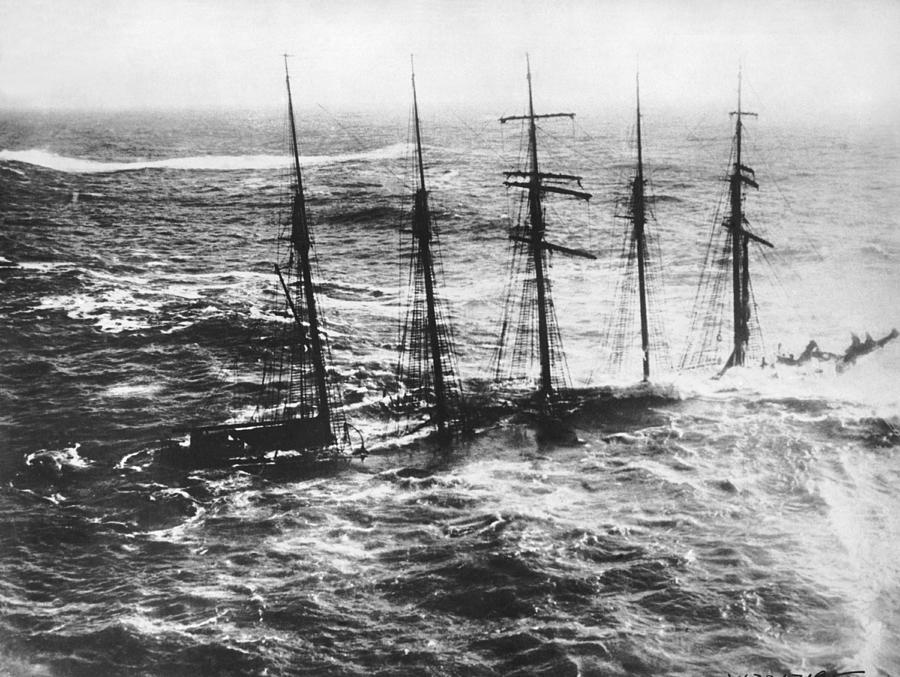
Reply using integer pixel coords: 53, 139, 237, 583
1, 106, 898, 676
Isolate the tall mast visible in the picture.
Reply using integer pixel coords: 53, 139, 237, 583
410, 57, 449, 432
725, 67, 765, 370
499, 56, 593, 403
632, 72, 650, 381
524, 57, 554, 400
283, 56, 331, 424
729, 69, 745, 366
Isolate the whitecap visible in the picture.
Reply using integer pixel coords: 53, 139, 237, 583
0, 143, 411, 174
93, 315, 152, 333
17, 261, 74, 273
159, 320, 196, 334
105, 383, 163, 399
25, 443, 92, 474
36, 289, 163, 332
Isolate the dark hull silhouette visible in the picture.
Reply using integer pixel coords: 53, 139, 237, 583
161, 417, 339, 469
161, 58, 360, 470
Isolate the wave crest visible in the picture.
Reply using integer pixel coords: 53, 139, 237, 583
0, 143, 411, 174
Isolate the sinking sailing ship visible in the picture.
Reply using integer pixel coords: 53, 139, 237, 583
391, 61, 466, 436
681, 70, 774, 373
162, 59, 362, 468
491, 57, 596, 412
606, 74, 670, 383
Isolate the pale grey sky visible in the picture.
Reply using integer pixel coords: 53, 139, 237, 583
1, 0, 897, 122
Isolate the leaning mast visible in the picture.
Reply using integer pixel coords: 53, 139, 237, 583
164, 56, 361, 467
282, 55, 331, 425
410, 60, 450, 432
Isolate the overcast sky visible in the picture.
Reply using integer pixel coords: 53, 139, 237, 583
1, 0, 897, 123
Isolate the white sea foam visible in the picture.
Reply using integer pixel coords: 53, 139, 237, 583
17, 261, 75, 273
0, 143, 411, 174
1, 164, 27, 176
159, 320, 196, 334
159, 283, 203, 300
24, 443, 92, 472
37, 289, 163, 333
667, 341, 900, 416
105, 383, 163, 399
85, 269, 152, 286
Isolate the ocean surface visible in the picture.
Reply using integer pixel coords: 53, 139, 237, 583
1, 101, 899, 676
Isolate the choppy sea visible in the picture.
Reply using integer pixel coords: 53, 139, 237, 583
1, 102, 898, 676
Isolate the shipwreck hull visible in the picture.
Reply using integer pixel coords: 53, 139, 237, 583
161, 416, 339, 469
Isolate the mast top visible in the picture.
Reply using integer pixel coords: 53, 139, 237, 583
409, 54, 428, 195
282, 54, 304, 190
410, 53, 418, 110
500, 56, 575, 124
635, 70, 641, 116
500, 57, 589, 201
729, 67, 758, 119
635, 70, 644, 181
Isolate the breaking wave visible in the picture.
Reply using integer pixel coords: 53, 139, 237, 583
0, 143, 411, 174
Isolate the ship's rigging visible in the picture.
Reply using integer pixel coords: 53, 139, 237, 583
394, 59, 466, 435
491, 56, 596, 410
163, 56, 359, 467
604, 73, 671, 382
681, 69, 774, 373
